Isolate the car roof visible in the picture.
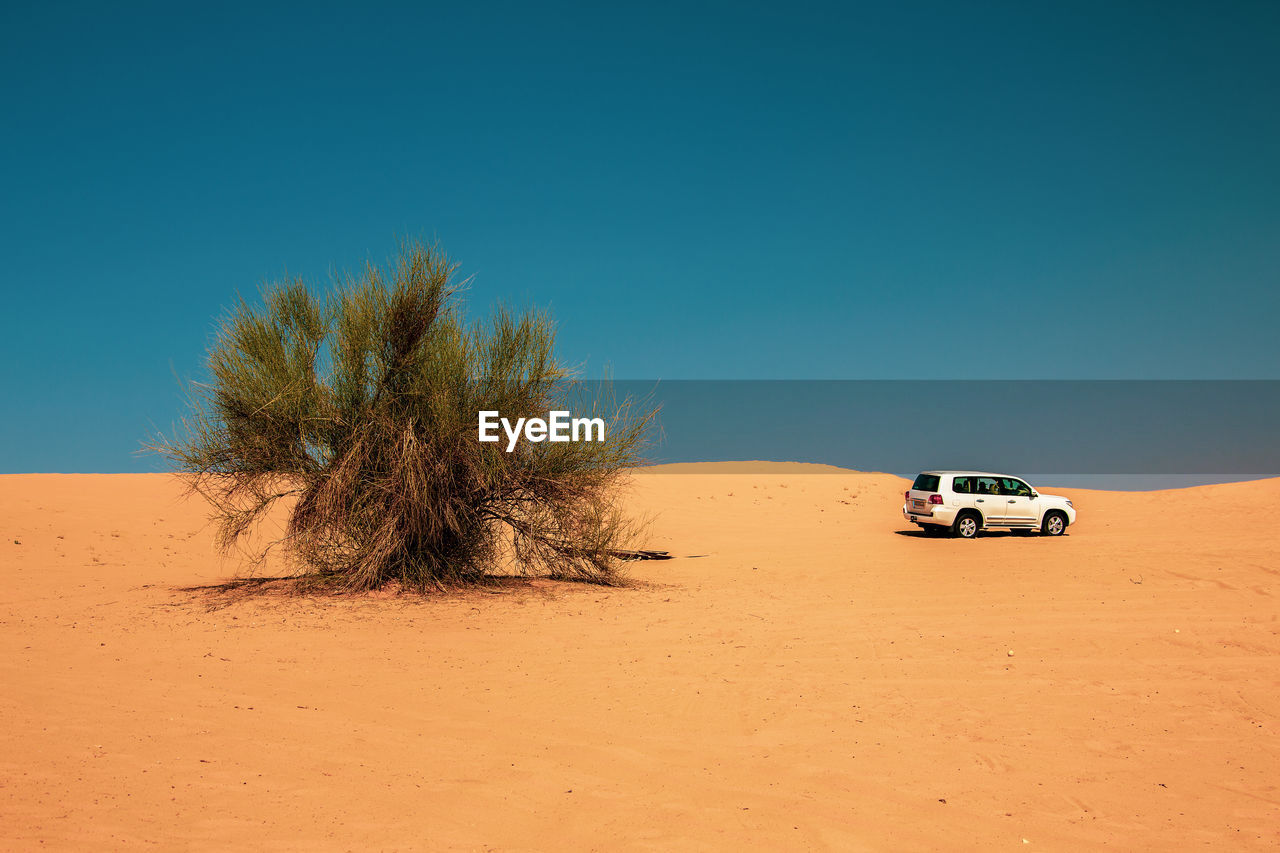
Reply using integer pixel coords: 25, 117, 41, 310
918, 470, 1018, 478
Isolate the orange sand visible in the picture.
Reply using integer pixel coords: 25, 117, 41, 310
2, 465, 1278, 849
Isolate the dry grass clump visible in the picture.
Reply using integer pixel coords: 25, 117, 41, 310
158, 240, 655, 590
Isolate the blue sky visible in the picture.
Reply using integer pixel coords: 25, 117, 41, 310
2, 1, 1278, 472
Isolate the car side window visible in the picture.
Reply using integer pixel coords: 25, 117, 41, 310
976, 477, 1000, 495
952, 476, 973, 494
999, 477, 1032, 497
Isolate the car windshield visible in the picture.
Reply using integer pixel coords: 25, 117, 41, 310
912, 474, 940, 492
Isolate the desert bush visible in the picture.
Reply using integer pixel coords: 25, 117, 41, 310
158, 240, 655, 590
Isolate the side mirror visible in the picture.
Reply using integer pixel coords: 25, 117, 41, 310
1029, 492, 1038, 499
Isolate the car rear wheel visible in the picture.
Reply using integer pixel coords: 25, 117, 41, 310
953, 512, 979, 539
1042, 511, 1067, 536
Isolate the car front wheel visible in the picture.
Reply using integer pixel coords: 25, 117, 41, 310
1042, 511, 1067, 536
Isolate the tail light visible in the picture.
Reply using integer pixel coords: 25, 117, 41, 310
905, 490, 910, 501
928, 494, 943, 505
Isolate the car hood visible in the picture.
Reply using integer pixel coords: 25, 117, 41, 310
1037, 493, 1072, 505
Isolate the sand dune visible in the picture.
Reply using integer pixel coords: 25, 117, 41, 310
3, 468, 1278, 850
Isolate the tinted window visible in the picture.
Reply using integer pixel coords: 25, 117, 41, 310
999, 477, 1033, 497
976, 476, 1001, 495
952, 476, 974, 494
912, 474, 940, 492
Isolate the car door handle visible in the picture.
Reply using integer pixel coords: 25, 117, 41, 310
976, 498, 984, 502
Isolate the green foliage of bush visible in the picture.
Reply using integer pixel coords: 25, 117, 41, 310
159, 241, 655, 590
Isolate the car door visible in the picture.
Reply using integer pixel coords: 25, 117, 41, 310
999, 477, 1038, 526
974, 476, 1002, 523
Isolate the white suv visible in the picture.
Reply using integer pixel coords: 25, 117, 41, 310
902, 471, 1076, 538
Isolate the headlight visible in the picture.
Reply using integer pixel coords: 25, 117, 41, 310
1066, 500, 1073, 507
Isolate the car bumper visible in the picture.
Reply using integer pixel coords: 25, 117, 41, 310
902, 503, 958, 526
